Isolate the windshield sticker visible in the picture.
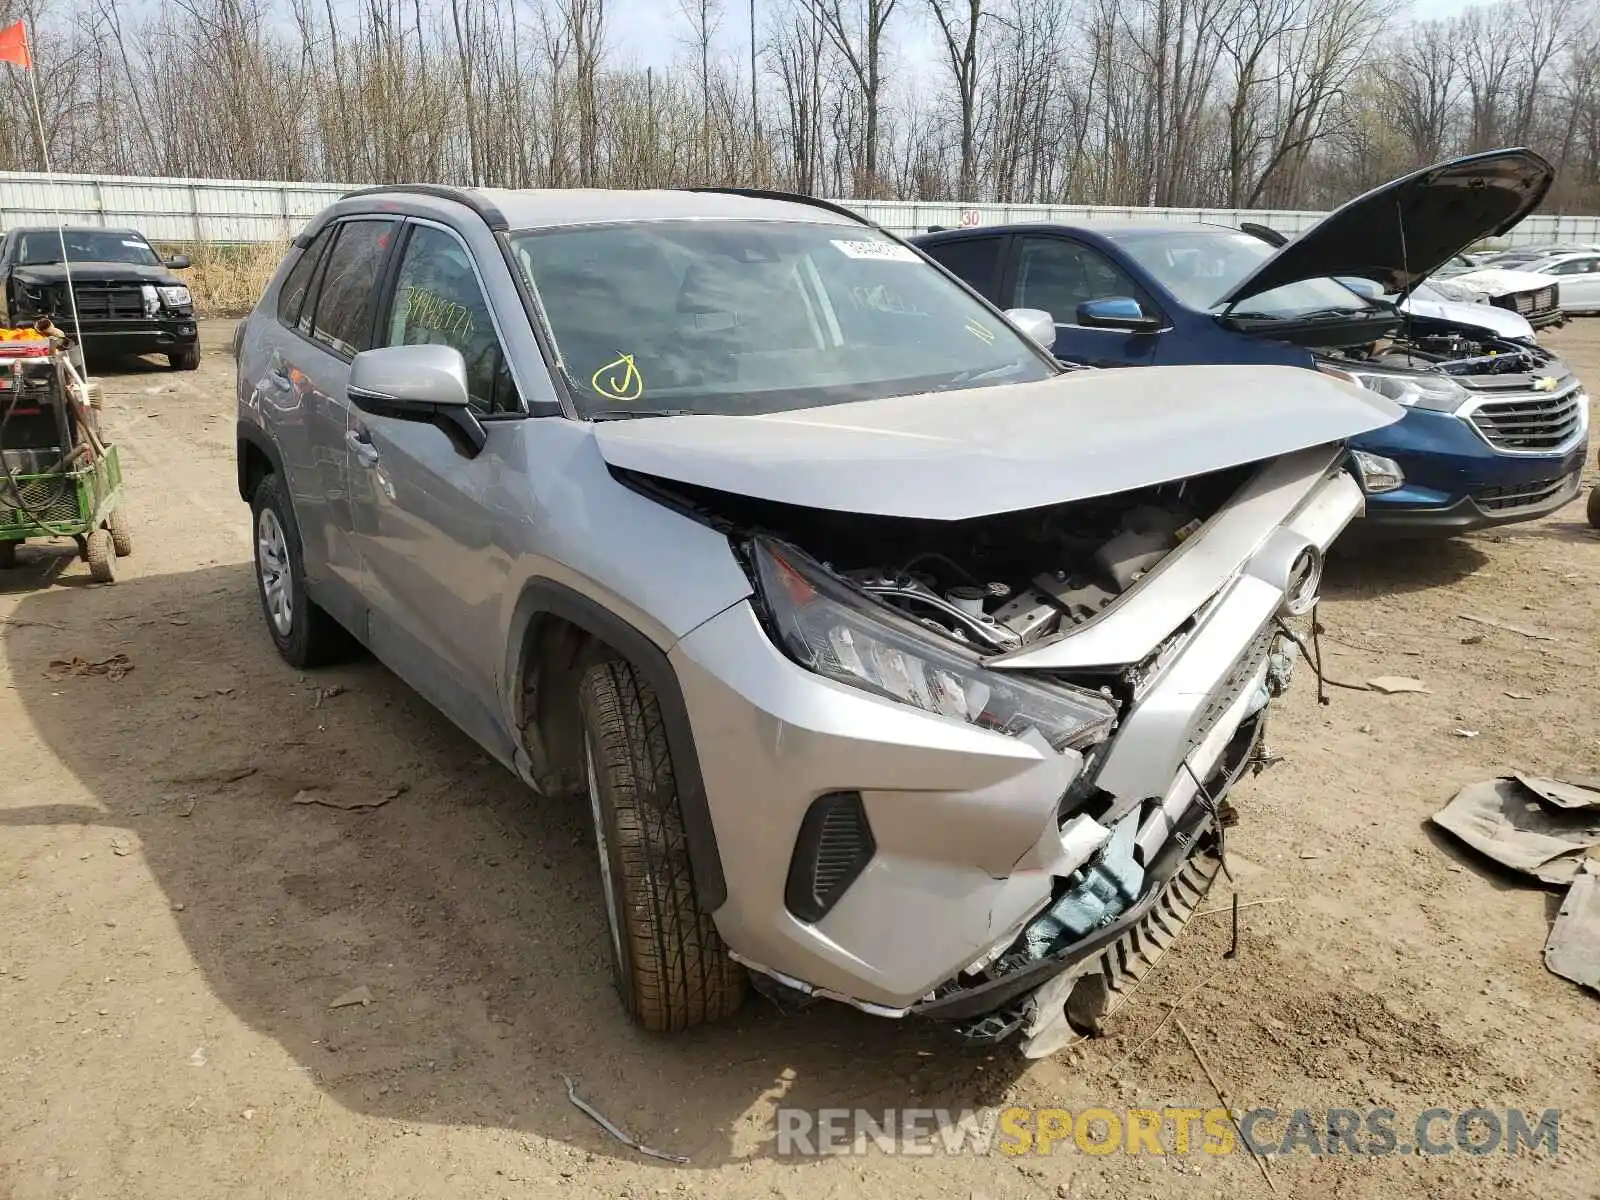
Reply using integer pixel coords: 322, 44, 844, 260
121, 239, 146, 249
965, 319, 996, 345
831, 239, 920, 263
592, 352, 644, 402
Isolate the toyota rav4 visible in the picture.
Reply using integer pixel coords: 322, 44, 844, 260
235, 186, 1398, 1055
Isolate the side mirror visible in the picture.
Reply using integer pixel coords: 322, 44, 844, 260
164, 254, 191, 270
348, 343, 486, 456
1004, 307, 1057, 349
1076, 296, 1161, 332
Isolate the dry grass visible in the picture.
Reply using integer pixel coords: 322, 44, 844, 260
155, 240, 287, 319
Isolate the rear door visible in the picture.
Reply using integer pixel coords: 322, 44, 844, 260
261, 217, 398, 609
918, 234, 1010, 305
999, 234, 1162, 367
344, 219, 526, 760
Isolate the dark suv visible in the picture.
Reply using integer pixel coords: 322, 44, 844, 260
0, 226, 199, 369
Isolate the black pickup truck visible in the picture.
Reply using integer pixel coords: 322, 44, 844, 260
0, 226, 199, 369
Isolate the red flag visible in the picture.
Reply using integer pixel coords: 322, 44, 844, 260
0, 21, 31, 70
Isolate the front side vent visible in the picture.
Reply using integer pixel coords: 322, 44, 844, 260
785, 791, 876, 923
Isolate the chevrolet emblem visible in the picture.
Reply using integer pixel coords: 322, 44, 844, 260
1533, 376, 1558, 391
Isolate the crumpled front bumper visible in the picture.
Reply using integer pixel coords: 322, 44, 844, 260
669, 457, 1365, 1025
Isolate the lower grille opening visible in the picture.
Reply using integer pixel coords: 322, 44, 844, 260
785, 791, 875, 923
1474, 473, 1575, 512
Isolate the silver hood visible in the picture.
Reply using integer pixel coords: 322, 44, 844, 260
593, 365, 1401, 519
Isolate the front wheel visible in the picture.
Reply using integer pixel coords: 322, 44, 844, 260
250, 472, 352, 668
1588, 484, 1600, 530
577, 659, 745, 1032
169, 346, 201, 371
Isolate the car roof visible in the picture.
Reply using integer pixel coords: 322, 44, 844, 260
343, 185, 864, 232
916, 220, 1241, 240
9, 226, 147, 237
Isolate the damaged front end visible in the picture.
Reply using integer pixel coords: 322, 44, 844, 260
641, 438, 1360, 1055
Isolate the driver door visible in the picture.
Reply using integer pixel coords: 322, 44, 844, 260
345, 220, 525, 761
1000, 235, 1161, 367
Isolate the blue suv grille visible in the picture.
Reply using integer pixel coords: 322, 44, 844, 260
1469, 388, 1583, 452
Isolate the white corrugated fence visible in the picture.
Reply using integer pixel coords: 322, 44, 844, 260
1, 169, 1598, 246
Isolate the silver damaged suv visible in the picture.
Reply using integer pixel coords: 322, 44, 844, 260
235, 186, 1399, 1056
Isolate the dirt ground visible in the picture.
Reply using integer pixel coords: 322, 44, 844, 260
1, 319, 1596, 1200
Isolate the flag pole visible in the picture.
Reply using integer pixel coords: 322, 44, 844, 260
20, 22, 89, 388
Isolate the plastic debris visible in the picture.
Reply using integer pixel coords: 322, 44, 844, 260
328, 986, 373, 1009
293, 789, 392, 810
1545, 869, 1600, 993
1431, 777, 1600, 886
1458, 613, 1557, 641
1367, 676, 1429, 694
562, 1075, 690, 1164
1516, 774, 1600, 811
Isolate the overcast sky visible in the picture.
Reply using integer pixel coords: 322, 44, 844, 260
605, 0, 1504, 74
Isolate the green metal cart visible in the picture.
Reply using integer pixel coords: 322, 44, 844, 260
0, 343, 132, 583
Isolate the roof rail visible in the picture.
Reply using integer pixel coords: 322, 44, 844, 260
338, 183, 509, 231
679, 187, 896, 239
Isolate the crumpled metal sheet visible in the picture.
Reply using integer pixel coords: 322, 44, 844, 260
1516, 773, 1600, 811
1431, 777, 1600, 886
1545, 870, 1600, 993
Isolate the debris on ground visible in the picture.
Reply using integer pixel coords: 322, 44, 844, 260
292, 788, 393, 811
1433, 774, 1600, 995
1431, 776, 1600, 886
562, 1074, 690, 1164
45, 653, 133, 681
110, 836, 135, 857
312, 684, 346, 708
1458, 613, 1558, 641
1545, 869, 1600, 993
1454, 728, 1479, 739
1367, 676, 1429, 694
328, 986, 374, 1009
1504, 691, 1534, 700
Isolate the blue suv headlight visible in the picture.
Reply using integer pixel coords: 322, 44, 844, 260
1320, 364, 1469, 413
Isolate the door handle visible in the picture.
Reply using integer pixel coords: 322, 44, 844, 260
345, 428, 380, 467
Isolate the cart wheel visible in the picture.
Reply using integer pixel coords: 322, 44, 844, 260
86, 529, 116, 583
0, 540, 18, 569
106, 508, 133, 557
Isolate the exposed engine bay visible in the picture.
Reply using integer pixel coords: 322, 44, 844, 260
1323, 319, 1560, 380
627, 464, 1252, 656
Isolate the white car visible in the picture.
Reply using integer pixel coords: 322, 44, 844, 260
1401, 281, 1539, 342
1492, 250, 1600, 315
1442, 264, 1568, 326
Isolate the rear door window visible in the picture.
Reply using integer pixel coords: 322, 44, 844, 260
921, 236, 1006, 303
307, 219, 397, 357
276, 228, 333, 328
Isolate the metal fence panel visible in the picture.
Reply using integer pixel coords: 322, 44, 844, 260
0, 169, 1595, 246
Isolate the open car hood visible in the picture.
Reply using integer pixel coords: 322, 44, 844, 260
1218, 148, 1553, 306
593, 366, 1400, 520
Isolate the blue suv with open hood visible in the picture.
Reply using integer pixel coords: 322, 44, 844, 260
915, 149, 1590, 536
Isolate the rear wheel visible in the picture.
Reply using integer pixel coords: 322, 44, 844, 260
251, 472, 351, 667
106, 508, 133, 557
1588, 483, 1600, 530
0, 540, 18, 569
577, 659, 745, 1032
169, 346, 201, 371
86, 528, 115, 583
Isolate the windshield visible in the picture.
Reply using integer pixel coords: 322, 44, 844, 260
510, 220, 1054, 417
1104, 228, 1375, 319
14, 230, 161, 267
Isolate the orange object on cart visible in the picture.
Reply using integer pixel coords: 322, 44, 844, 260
0, 326, 51, 356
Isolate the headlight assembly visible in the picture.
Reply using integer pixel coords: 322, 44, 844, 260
158, 285, 192, 308
1319, 363, 1468, 413
751, 538, 1117, 752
